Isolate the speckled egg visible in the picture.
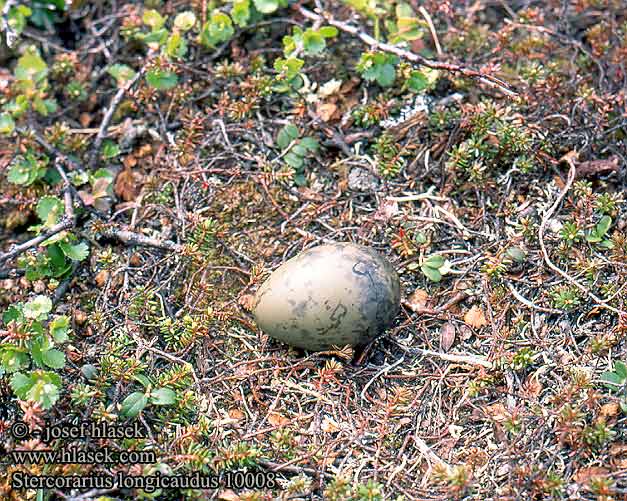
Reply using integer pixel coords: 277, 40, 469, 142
252, 242, 400, 351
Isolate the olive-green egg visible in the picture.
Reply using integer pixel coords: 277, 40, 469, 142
252, 242, 400, 351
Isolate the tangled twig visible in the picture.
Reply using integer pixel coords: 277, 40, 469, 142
297, 6, 517, 97
88, 67, 146, 168
538, 155, 625, 316
0, 218, 74, 266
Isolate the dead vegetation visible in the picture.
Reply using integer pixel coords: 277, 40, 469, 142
1, 1, 626, 500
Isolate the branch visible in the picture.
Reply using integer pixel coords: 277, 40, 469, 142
410, 347, 493, 369
99, 229, 184, 252
297, 6, 517, 97
0, 0, 18, 48
538, 155, 625, 316
0, 218, 74, 266
88, 67, 146, 169
18, 126, 87, 178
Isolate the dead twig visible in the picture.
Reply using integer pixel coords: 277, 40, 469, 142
506, 281, 563, 314
98, 229, 184, 253
0, 218, 74, 266
397, 343, 493, 369
538, 155, 625, 316
297, 6, 517, 97
88, 67, 146, 169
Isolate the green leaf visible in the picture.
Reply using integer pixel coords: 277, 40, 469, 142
81, 364, 98, 380
376, 63, 396, 87
11, 371, 62, 409
303, 29, 325, 55
253, 0, 279, 14
7, 163, 30, 185
506, 247, 527, 263
23, 295, 52, 320
231, 0, 251, 26
142, 27, 169, 45
150, 387, 176, 405
273, 57, 304, 81
165, 32, 188, 59
599, 239, 615, 249
300, 137, 319, 152
277, 124, 300, 149
30, 335, 46, 367
282, 35, 297, 57
293, 172, 307, 186
421, 265, 442, 282
596, 216, 612, 238
146, 69, 178, 90
1, 347, 29, 373
107, 64, 137, 85
407, 70, 428, 92
142, 9, 165, 30
199, 11, 234, 47
424, 254, 444, 269
121, 391, 148, 417
102, 139, 120, 159
357, 52, 397, 87
26, 372, 61, 409
319, 26, 338, 38
10, 372, 33, 399
15, 47, 48, 82
42, 349, 65, 369
7, 154, 47, 186
291, 142, 308, 157
58, 241, 88, 261
284, 151, 304, 169
0, 113, 15, 135
49, 315, 70, 343
601, 371, 625, 388
8, 5, 30, 34
133, 374, 151, 388
36, 196, 64, 227
615, 361, 627, 379
47, 243, 71, 277
174, 11, 196, 31
3, 305, 24, 325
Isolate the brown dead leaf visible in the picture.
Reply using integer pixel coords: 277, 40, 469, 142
374, 199, 399, 221
406, 288, 430, 312
484, 403, 509, 423
115, 168, 142, 202
228, 408, 245, 421
123, 154, 138, 168
464, 305, 488, 328
459, 324, 474, 340
217, 490, 241, 501
137, 144, 153, 157
609, 443, 627, 456
94, 270, 109, 288
79, 112, 91, 128
316, 102, 338, 122
77, 190, 95, 206
129, 252, 142, 267
439, 322, 456, 351
575, 156, 619, 178
92, 177, 111, 199
553, 175, 566, 190
573, 466, 609, 485
238, 294, 256, 311
321, 416, 340, 433
522, 376, 543, 399
267, 412, 290, 427
599, 402, 620, 418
